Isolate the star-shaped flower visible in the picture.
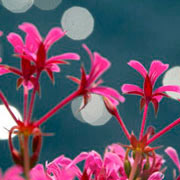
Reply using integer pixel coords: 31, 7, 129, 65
121, 60, 180, 114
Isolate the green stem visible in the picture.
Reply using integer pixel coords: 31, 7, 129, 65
23, 136, 30, 180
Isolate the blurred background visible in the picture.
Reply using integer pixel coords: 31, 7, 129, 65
0, 0, 180, 179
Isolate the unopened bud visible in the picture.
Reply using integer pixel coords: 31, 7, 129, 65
124, 160, 131, 177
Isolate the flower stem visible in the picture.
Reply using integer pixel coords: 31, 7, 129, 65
139, 103, 149, 140
129, 151, 141, 180
27, 73, 40, 124
34, 90, 81, 127
114, 109, 131, 140
147, 117, 180, 145
24, 87, 28, 125
23, 135, 30, 180
0, 91, 19, 124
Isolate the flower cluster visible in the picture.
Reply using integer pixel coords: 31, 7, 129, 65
0, 22, 180, 180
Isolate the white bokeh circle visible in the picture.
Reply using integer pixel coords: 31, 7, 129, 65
61, 6, 94, 40
162, 66, 180, 99
71, 96, 85, 123
0, 105, 22, 140
71, 94, 112, 126
2, 0, 33, 13
34, 0, 62, 10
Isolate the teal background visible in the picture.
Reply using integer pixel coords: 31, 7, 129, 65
0, 0, 180, 179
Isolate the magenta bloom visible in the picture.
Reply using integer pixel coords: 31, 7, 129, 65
121, 60, 180, 114
0, 166, 24, 180
68, 44, 125, 109
165, 147, 180, 180
7, 22, 80, 83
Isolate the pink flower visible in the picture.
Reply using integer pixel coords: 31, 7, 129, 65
165, 147, 180, 180
121, 60, 180, 114
30, 164, 51, 180
0, 57, 36, 90
7, 22, 80, 83
68, 44, 125, 109
0, 166, 24, 180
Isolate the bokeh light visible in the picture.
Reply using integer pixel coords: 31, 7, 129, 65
71, 94, 112, 126
1, 0, 34, 13
0, 105, 22, 140
162, 66, 180, 99
61, 6, 94, 40
34, 0, 62, 11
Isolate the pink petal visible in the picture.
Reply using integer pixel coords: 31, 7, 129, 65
87, 52, 111, 86
0, 31, 3, 37
91, 86, 125, 103
121, 84, 143, 96
47, 53, 80, 62
46, 64, 60, 72
23, 80, 34, 90
3, 166, 24, 180
149, 60, 169, 86
44, 27, 66, 51
30, 164, 50, 180
7, 33, 24, 53
165, 147, 180, 171
128, 60, 147, 78
153, 85, 180, 94
90, 88, 120, 105
19, 23, 42, 45
148, 172, 164, 180
0, 58, 2, 63
82, 44, 94, 65
0, 66, 11, 75
25, 35, 39, 53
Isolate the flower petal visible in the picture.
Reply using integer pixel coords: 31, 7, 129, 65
153, 85, 180, 94
128, 60, 147, 78
47, 53, 80, 62
0, 31, 3, 36
19, 23, 42, 45
7, 33, 24, 53
44, 27, 66, 51
82, 44, 94, 65
148, 171, 164, 180
121, 84, 143, 96
90, 88, 120, 105
87, 52, 111, 85
165, 147, 180, 171
149, 60, 169, 86
91, 86, 125, 103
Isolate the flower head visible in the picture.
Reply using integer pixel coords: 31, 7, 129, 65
68, 44, 125, 110
121, 60, 180, 114
7, 22, 80, 84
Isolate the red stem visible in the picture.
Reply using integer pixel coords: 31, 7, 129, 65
0, 91, 19, 124
139, 103, 149, 140
147, 117, 180, 145
34, 90, 81, 127
24, 87, 29, 125
114, 109, 131, 140
27, 73, 40, 124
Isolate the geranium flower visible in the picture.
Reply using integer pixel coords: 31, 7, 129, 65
165, 147, 180, 180
121, 60, 180, 114
0, 166, 24, 180
68, 44, 125, 110
7, 22, 80, 83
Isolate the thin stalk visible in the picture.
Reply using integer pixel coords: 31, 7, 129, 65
24, 87, 28, 125
23, 136, 30, 180
114, 109, 131, 140
147, 117, 180, 145
0, 91, 19, 124
27, 73, 40, 124
129, 151, 141, 180
139, 103, 149, 140
34, 90, 81, 127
